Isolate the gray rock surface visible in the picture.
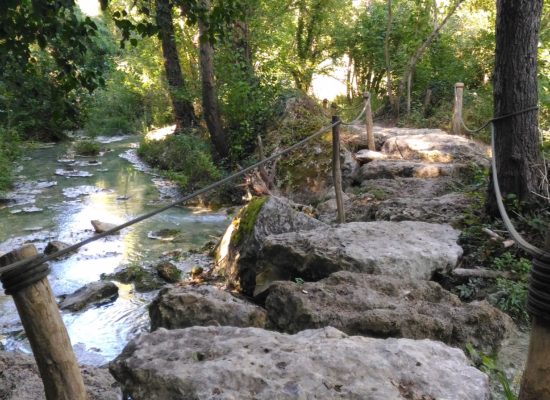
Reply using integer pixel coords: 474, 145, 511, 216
149, 285, 267, 331
355, 149, 387, 163
59, 281, 119, 311
356, 160, 467, 181
340, 148, 360, 186
265, 271, 512, 352
257, 221, 462, 282
110, 326, 490, 400
0, 351, 121, 400
369, 192, 474, 224
215, 196, 326, 295
382, 133, 489, 165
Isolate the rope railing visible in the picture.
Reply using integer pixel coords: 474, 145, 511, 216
457, 106, 550, 261
0, 106, 366, 276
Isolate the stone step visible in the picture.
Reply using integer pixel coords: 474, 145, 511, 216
256, 221, 462, 286
381, 132, 489, 164
356, 160, 467, 181
109, 326, 490, 400
265, 271, 513, 353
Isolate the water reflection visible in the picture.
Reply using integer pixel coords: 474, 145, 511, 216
0, 136, 229, 365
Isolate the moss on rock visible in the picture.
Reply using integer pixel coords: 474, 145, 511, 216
230, 197, 268, 247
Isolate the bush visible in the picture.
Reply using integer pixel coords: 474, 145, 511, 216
74, 140, 101, 156
0, 126, 21, 193
138, 133, 220, 191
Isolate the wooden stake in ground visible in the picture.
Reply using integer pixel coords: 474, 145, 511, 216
363, 91, 375, 151
331, 104, 345, 224
0, 245, 87, 400
452, 82, 464, 135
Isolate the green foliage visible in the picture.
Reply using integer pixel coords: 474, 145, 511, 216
74, 140, 101, 156
465, 344, 516, 400
490, 253, 531, 322
0, 126, 20, 193
137, 133, 220, 191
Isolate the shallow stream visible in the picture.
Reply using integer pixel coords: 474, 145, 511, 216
0, 135, 230, 365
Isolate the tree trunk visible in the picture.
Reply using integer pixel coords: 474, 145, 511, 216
395, 0, 463, 114
197, 0, 229, 160
156, 0, 197, 131
384, 0, 395, 112
486, 0, 544, 216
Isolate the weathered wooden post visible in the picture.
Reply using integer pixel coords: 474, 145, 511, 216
519, 228, 550, 400
452, 82, 464, 135
0, 245, 87, 400
331, 103, 345, 224
363, 91, 375, 151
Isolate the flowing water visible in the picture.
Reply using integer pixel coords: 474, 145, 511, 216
0, 135, 230, 365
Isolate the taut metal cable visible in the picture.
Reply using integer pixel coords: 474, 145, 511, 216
0, 107, 366, 277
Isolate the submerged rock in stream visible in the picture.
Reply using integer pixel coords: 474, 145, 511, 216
91, 220, 118, 234
59, 281, 119, 312
101, 264, 163, 292
55, 169, 94, 178
110, 326, 491, 400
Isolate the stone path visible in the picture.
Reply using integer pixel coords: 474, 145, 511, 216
109, 126, 505, 399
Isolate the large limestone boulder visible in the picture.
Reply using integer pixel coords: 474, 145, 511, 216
0, 351, 121, 400
59, 281, 119, 312
149, 285, 267, 331
382, 133, 490, 165
110, 326, 491, 400
356, 160, 467, 181
215, 196, 326, 295
265, 271, 513, 353
256, 221, 462, 283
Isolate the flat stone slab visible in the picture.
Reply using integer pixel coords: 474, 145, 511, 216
110, 326, 490, 400
382, 133, 490, 164
257, 221, 462, 282
356, 160, 467, 181
265, 271, 513, 353
149, 285, 267, 331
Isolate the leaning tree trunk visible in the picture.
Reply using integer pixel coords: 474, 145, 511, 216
395, 0, 463, 116
156, 0, 197, 132
197, 0, 229, 160
486, 0, 544, 216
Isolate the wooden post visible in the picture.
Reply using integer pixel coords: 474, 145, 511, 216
331, 103, 345, 224
519, 229, 550, 400
363, 91, 375, 151
452, 82, 464, 135
257, 135, 271, 189
0, 245, 87, 400
322, 98, 329, 110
